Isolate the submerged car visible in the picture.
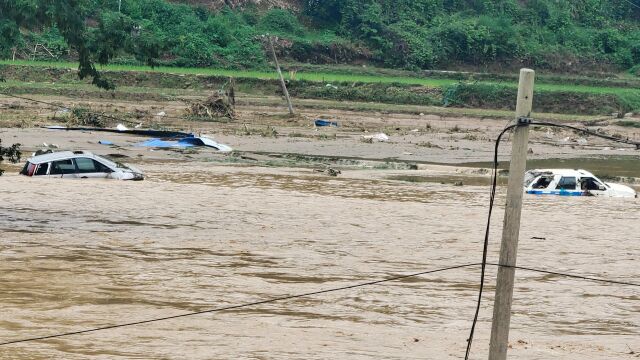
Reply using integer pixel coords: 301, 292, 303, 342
20, 151, 144, 180
524, 169, 636, 198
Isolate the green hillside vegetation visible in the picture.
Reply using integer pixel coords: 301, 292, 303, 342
1, 0, 640, 74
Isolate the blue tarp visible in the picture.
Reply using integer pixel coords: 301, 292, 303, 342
135, 134, 232, 152
315, 119, 338, 127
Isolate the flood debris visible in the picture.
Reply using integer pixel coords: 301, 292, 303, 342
46, 125, 191, 138
363, 133, 390, 142
315, 119, 338, 127
135, 134, 232, 152
44, 126, 232, 152
68, 107, 106, 127
187, 94, 235, 119
186, 81, 236, 119
314, 167, 341, 177
32, 149, 54, 156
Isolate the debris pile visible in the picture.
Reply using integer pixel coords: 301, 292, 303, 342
68, 107, 106, 127
362, 133, 390, 142
314, 168, 341, 177
187, 94, 235, 119
186, 80, 236, 120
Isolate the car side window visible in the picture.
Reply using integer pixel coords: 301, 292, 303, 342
557, 176, 577, 190
581, 177, 603, 191
532, 176, 553, 189
94, 160, 113, 173
76, 158, 114, 173
50, 159, 76, 175
35, 163, 49, 176
76, 157, 98, 173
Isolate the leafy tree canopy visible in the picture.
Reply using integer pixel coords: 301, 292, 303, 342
0, 0, 158, 89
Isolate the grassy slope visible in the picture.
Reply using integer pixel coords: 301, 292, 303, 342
2, 60, 640, 115
3, 60, 638, 96
0, 79, 602, 123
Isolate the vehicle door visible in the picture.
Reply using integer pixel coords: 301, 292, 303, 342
555, 176, 580, 196
579, 177, 608, 197
49, 159, 78, 178
74, 157, 113, 179
34, 162, 50, 176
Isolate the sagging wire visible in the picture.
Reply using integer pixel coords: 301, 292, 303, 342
464, 123, 518, 359
0, 91, 139, 125
1, 259, 637, 347
3, 91, 640, 351
0, 263, 482, 346
464, 118, 639, 360
531, 121, 640, 149
488, 263, 640, 288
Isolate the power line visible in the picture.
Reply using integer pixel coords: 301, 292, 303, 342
3, 91, 640, 352
531, 120, 640, 149
488, 263, 640, 287
2, 259, 637, 348
465, 123, 517, 360
0, 263, 481, 346
0, 92, 71, 111
464, 119, 639, 360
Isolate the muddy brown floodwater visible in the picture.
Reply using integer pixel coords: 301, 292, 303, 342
1, 163, 638, 360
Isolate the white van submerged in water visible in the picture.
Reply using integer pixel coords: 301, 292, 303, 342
20, 151, 144, 180
524, 169, 636, 198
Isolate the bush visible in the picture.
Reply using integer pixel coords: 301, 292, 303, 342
0, 139, 21, 176
258, 9, 304, 35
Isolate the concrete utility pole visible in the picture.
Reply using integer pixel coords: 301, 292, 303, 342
118, 0, 122, 12
267, 35, 295, 115
488, 68, 535, 360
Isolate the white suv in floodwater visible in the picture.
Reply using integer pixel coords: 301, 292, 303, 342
524, 169, 636, 198
20, 151, 144, 181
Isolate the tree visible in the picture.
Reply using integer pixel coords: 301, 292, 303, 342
1, 0, 121, 173
0, 140, 20, 176
0, 0, 156, 89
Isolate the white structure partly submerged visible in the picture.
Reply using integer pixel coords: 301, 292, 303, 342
524, 169, 636, 198
20, 151, 144, 180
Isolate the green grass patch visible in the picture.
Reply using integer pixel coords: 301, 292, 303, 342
4, 60, 640, 97
3, 60, 640, 116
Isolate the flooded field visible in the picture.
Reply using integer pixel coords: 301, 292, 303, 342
1, 163, 638, 359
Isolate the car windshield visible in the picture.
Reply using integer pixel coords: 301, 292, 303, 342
94, 154, 131, 170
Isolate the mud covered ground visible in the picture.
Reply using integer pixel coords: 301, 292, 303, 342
2, 93, 640, 165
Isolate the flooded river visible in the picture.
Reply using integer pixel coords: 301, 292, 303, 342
1, 163, 638, 359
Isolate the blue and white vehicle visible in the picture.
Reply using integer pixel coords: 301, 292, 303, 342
524, 169, 636, 198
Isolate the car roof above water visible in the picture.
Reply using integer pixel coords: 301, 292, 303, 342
526, 169, 596, 178
27, 151, 111, 165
